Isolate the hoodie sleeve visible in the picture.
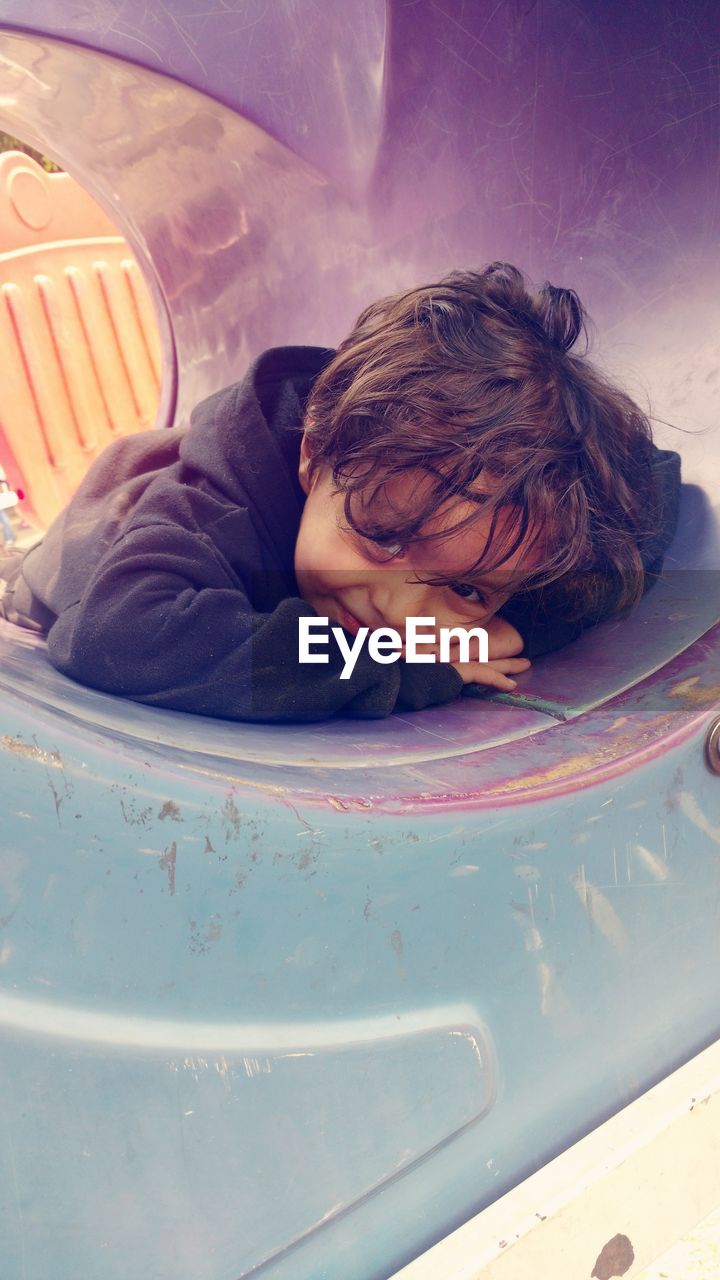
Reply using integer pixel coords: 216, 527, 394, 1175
36, 348, 466, 725
44, 516, 463, 723
498, 446, 683, 660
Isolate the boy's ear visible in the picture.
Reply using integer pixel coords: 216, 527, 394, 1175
298, 429, 315, 496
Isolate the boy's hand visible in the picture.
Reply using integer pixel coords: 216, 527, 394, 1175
398, 614, 529, 692
485, 614, 526, 659
448, 614, 529, 691
445, 614, 525, 696
450, 653, 531, 691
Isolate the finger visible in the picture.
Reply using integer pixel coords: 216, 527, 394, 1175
476, 669, 520, 690
452, 662, 520, 690
443, 639, 526, 661
489, 658, 532, 674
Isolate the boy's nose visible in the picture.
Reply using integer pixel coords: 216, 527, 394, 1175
368, 573, 435, 635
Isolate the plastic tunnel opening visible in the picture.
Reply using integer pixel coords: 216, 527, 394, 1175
0, 9, 716, 746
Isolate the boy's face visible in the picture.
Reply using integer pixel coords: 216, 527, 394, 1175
295, 432, 540, 638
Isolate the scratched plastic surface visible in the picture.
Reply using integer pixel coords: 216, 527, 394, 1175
0, 5, 719, 1280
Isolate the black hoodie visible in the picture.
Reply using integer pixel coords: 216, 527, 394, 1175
17, 346, 681, 722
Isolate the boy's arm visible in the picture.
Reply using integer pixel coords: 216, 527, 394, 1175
44, 520, 463, 723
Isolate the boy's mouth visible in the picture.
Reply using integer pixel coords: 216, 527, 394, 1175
336, 604, 407, 646
337, 605, 365, 636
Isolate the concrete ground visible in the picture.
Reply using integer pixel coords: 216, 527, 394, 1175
635, 1208, 720, 1278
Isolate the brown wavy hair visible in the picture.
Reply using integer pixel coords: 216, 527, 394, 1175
303, 262, 662, 622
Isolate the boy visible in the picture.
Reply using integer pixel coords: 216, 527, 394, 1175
0, 263, 681, 722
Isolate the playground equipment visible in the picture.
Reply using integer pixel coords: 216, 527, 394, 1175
0, 4, 718, 1278
0, 150, 161, 527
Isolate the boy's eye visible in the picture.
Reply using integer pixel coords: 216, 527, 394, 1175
365, 539, 406, 561
450, 582, 487, 605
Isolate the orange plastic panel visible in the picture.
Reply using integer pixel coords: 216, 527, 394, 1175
0, 152, 161, 528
